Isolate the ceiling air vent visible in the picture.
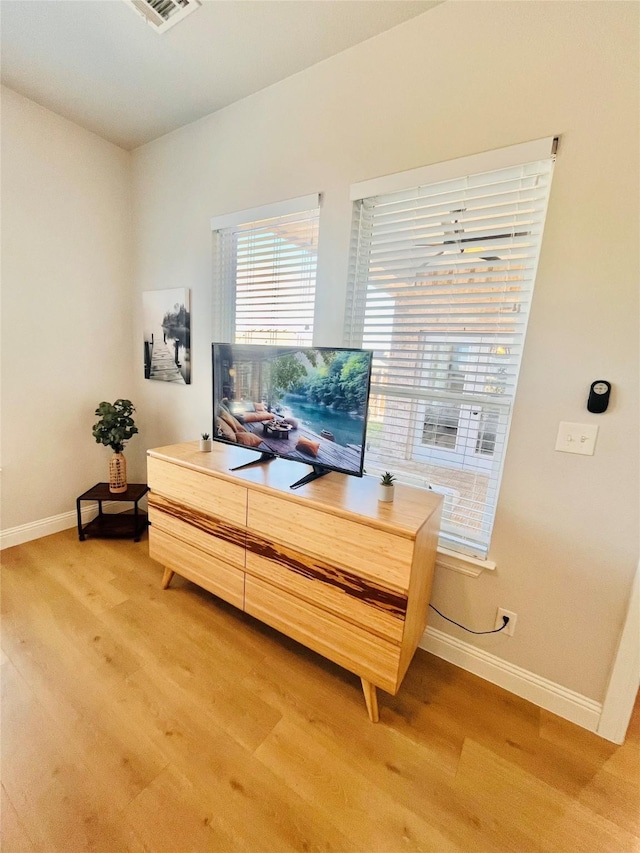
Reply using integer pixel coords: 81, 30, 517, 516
123, 0, 202, 33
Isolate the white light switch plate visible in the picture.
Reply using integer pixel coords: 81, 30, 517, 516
555, 421, 599, 455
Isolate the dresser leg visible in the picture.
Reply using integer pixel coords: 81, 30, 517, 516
161, 567, 175, 589
360, 678, 379, 723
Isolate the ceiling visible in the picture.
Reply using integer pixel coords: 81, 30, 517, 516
0, 0, 441, 151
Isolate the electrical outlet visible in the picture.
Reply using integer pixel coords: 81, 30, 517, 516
495, 608, 517, 637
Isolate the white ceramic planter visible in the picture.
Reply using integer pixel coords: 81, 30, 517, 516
199, 439, 212, 452
378, 483, 395, 502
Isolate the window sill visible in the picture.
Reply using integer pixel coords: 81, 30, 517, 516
436, 547, 496, 578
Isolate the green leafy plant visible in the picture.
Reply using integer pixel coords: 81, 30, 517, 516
380, 471, 396, 486
92, 399, 138, 453
201, 432, 211, 440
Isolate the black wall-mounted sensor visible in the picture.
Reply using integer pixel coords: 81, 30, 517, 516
587, 380, 611, 413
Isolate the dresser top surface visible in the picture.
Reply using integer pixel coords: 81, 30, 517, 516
148, 442, 442, 538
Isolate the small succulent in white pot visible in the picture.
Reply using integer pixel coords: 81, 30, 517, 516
378, 471, 396, 502
199, 432, 212, 452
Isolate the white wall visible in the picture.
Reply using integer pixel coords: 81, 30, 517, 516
0, 87, 135, 532
131, 0, 639, 704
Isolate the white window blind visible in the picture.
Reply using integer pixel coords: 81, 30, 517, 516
345, 143, 556, 557
212, 196, 320, 346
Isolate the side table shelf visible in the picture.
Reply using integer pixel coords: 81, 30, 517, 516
77, 483, 149, 542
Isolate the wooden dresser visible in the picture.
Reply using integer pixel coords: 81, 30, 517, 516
147, 442, 442, 721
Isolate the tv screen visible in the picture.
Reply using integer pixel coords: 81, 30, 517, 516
212, 343, 373, 489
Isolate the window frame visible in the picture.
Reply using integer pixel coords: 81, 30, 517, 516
345, 139, 557, 558
211, 193, 321, 346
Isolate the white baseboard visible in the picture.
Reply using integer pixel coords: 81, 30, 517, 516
420, 625, 602, 733
0, 503, 128, 550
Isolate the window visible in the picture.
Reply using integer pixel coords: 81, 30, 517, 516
211, 194, 320, 345
345, 139, 556, 557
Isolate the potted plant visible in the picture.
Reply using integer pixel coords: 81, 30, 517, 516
378, 471, 396, 502
92, 399, 138, 493
199, 432, 212, 452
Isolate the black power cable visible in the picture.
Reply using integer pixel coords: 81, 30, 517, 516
429, 604, 510, 635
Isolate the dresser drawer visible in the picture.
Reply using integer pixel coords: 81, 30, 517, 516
245, 548, 405, 645
244, 576, 401, 693
149, 496, 245, 569
148, 457, 247, 527
246, 492, 413, 592
149, 526, 245, 610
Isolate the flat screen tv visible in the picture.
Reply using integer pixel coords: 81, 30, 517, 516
212, 343, 373, 489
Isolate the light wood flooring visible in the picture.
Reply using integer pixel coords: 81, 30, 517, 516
2, 529, 638, 852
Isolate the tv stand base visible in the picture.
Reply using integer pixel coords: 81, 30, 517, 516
289, 464, 331, 490
229, 451, 276, 473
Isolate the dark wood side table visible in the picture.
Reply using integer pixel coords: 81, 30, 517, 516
77, 483, 149, 542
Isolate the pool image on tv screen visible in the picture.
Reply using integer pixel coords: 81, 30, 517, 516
212, 343, 373, 485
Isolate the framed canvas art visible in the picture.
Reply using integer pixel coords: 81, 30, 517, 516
143, 288, 191, 384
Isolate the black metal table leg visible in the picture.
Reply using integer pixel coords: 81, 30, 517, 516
77, 497, 85, 541
134, 499, 140, 542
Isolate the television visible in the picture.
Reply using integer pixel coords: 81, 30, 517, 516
212, 343, 373, 489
